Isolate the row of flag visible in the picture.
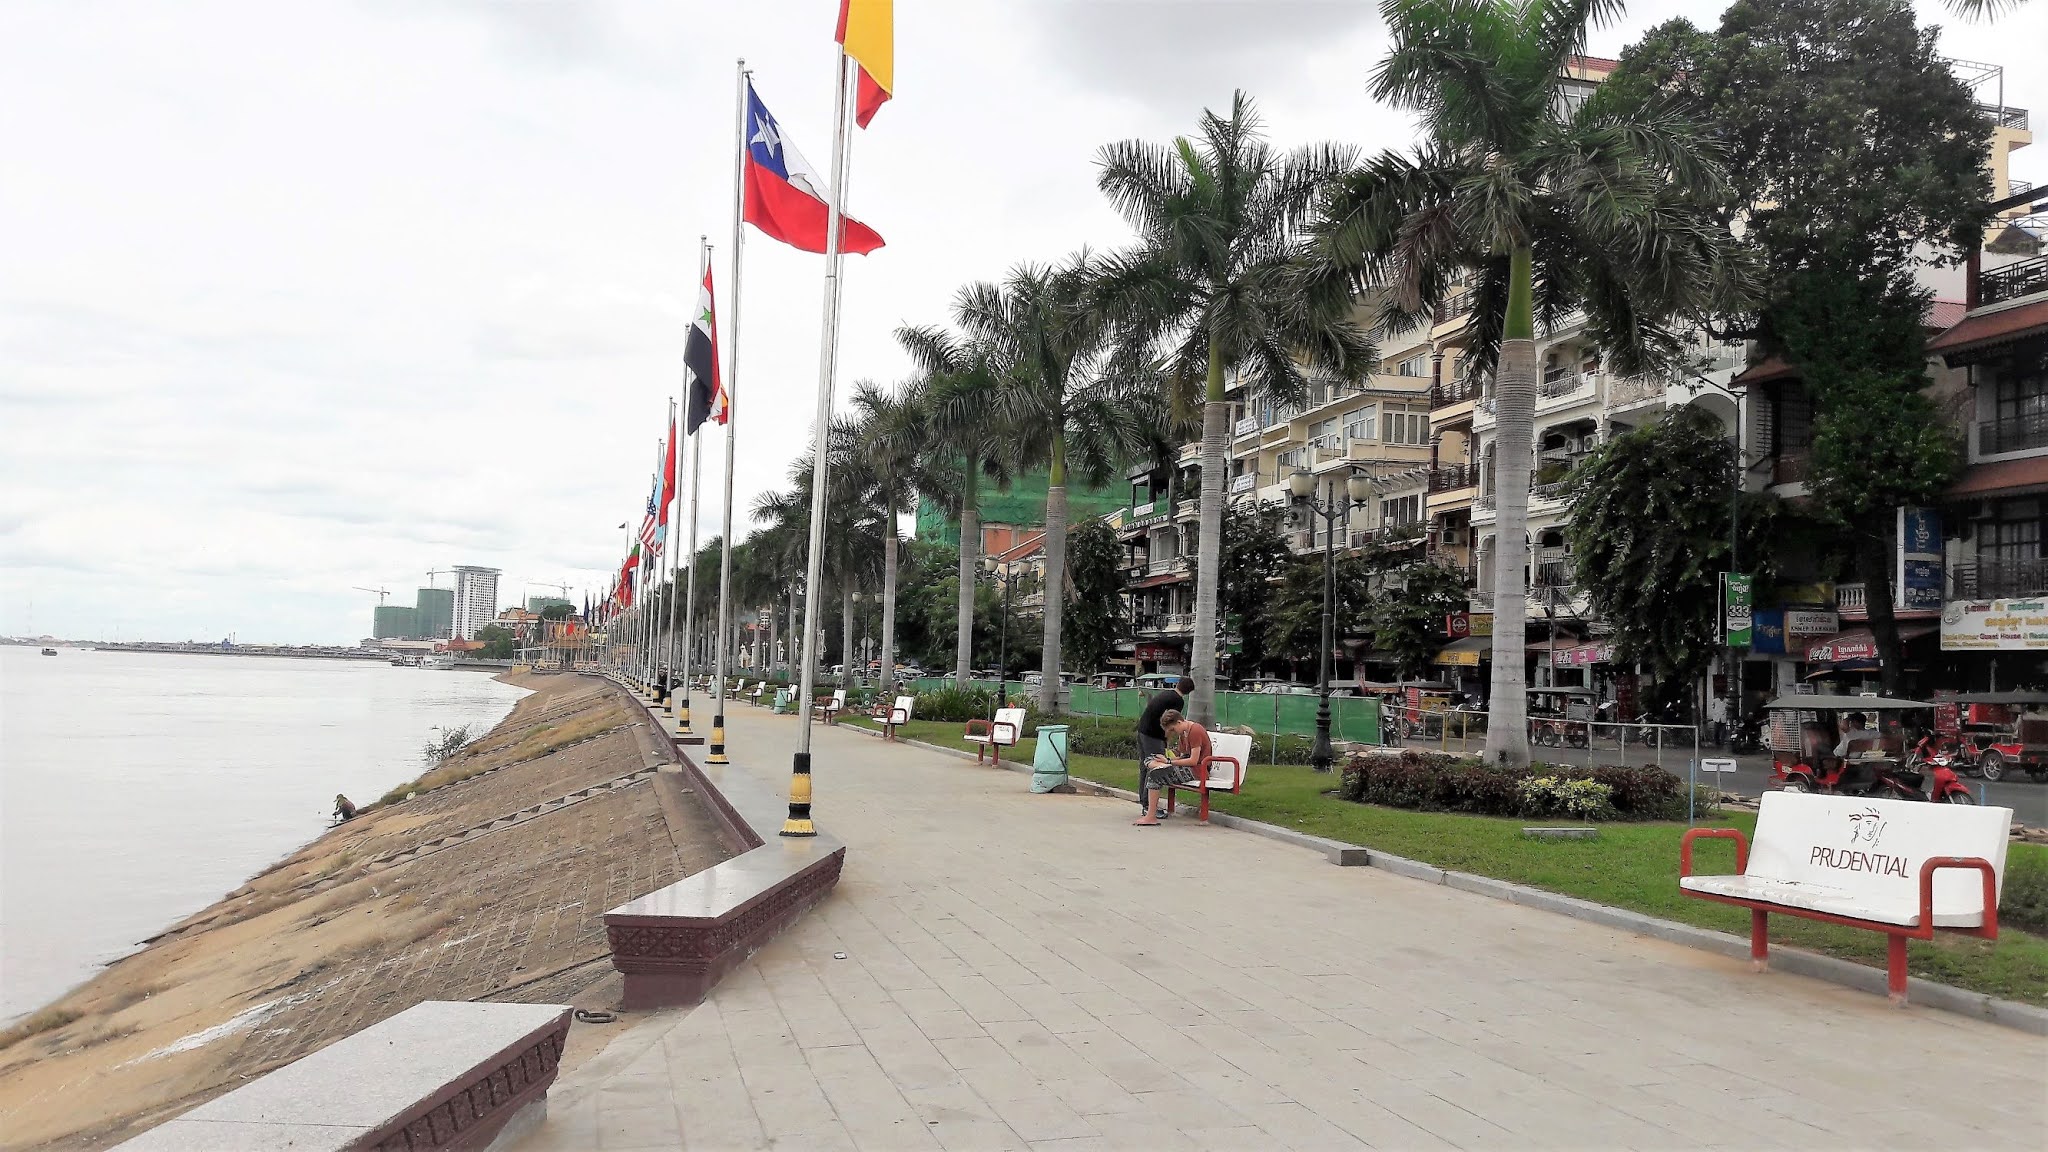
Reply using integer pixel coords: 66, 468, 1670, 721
590, 0, 893, 630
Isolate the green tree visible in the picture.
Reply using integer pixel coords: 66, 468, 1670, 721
1266, 553, 1375, 677
1318, 0, 1748, 766
1217, 502, 1292, 681
473, 624, 517, 660
1563, 405, 1777, 701
845, 378, 933, 696
1604, 0, 1988, 691
1369, 561, 1471, 682
1093, 91, 1377, 725
539, 603, 572, 621
1061, 517, 1129, 677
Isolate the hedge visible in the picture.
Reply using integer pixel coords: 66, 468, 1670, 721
1339, 750, 1702, 822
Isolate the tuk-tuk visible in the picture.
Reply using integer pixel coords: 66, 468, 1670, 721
1527, 686, 1594, 747
1763, 694, 1934, 797
1946, 691, 2048, 782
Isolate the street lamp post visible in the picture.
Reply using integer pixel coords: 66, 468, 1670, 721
1290, 467, 1376, 771
981, 555, 1015, 706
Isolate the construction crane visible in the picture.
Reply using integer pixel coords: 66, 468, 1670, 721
353, 586, 391, 604
425, 569, 447, 587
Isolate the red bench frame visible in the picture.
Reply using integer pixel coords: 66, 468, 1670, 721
812, 692, 844, 725
963, 716, 1021, 765
1162, 753, 1245, 824
1679, 827, 2001, 1003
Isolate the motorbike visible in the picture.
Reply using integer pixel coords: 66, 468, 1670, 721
1906, 733, 1980, 804
1730, 711, 1766, 756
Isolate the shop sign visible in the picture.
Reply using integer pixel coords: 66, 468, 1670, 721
1897, 507, 1943, 611
1723, 573, 1753, 646
1436, 646, 1481, 667
1785, 608, 1840, 635
1134, 643, 1179, 661
1940, 598, 2048, 651
1806, 633, 1879, 663
1751, 610, 1786, 655
1446, 611, 1470, 639
1556, 641, 1614, 667
1469, 612, 1493, 637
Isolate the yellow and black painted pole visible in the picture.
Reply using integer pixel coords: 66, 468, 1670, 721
781, 751, 814, 837
677, 692, 696, 740
708, 710, 728, 764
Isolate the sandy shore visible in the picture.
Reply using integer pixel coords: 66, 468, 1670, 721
0, 673, 733, 1150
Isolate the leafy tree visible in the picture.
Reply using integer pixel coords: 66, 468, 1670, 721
473, 625, 518, 660
1061, 517, 1128, 677
1563, 406, 1778, 702
1319, 0, 1748, 766
539, 603, 572, 621
1604, 0, 1988, 691
1266, 552, 1375, 677
1369, 561, 1471, 682
1217, 502, 1291, 681
1093, 91, 1376, 725
845, 378, 933, 696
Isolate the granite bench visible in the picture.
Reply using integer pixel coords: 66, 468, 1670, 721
603, 678, 847, 1009
114, 1000, 571, 1151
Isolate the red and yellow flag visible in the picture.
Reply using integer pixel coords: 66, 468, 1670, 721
835, 0, 892, 127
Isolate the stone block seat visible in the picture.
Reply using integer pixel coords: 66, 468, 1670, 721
114, 1001, 571, 1151
603, 680, 847, 1009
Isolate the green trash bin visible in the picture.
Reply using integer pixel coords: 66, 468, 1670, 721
773, 687, 793, 714
1031, 724, 1071, 793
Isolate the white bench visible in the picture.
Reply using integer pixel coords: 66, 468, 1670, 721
747, 680, 767, 705
1680, 792, 2010, 1003
812, 687, 847, 724
1162, 731, 1254, 823
878, 694, 915, 741
964, 707, 1026, 766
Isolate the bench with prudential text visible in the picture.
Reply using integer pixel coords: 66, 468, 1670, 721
1680, 791, 2010, 1003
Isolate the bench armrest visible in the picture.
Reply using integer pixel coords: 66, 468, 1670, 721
965, 719, 992, 738
1209, 755, 1242, 792
1919, 857, 2000, 938
993, 721, 1019, 746
1680, 827, 1749, 877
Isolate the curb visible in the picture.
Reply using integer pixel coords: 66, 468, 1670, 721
843, 721, 2048, 1035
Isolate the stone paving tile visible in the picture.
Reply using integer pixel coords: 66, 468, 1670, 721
522, 705, 2048, 1151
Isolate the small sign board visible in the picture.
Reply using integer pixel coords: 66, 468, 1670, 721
1700, 758, 1737, 775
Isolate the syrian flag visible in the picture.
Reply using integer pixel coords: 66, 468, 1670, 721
685, 266, 728, 434
742, 81, 884, 256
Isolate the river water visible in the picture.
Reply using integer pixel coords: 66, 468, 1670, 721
0, 647, 527, 1021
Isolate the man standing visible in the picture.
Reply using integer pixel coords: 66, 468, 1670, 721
1707, 692, 1728, 749
1134, 676, 1192, 804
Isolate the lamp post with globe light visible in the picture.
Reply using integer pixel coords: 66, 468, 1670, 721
1289, 467, 1376, 771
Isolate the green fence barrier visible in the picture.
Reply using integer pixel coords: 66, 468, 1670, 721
900, 678, 1379, 745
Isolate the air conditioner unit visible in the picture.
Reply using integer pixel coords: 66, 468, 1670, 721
1441, 526, 1467, 546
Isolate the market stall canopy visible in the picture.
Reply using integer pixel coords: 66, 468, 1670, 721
1763, 694, 1935, 710
1948, 691, 2048, 704
1433, 636, 1490, 667
1803, 626, 1936, 664
1129, 572, 1188, 589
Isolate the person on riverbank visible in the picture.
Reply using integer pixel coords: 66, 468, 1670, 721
1134, 710, 1211, 826
1134, 676, 1192, 804
332, 794, 356, 823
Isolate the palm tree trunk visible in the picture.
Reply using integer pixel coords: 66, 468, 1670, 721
1486, 248, 1536, 768
1040, 439, 1069, 713
880, 522, 899, 699
841, 579, 856, 684
1190, 339, 1228, 727
767, 594, 779, 676
957, 465, 980, 683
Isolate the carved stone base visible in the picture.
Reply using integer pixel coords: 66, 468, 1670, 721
607, 849, 845, 1009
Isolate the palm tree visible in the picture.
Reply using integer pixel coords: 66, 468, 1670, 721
897, 320, 1011, 684
952, 254, 1145, 711
1094, 91, 1377, 726
1319, 0, 1748, 766
846, 377, 932, 700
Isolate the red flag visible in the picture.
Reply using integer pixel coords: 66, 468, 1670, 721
657, 434, 678, 525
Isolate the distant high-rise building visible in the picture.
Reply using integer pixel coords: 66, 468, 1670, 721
451, 566, 501, 640
527, 595, 574, 614
414, 587, 454, 639
372, 605, 418, 639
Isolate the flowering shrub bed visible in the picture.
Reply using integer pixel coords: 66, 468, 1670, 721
1338, 750, 1695, 822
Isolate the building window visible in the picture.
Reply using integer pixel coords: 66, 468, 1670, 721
1977, 497, 2044, 568
1382, 407, 1427, 445
1311, 417, 1338, 447
1345, 410, 1375, 442
1380, 494, 1422, 526
1397, 354, 1429, 377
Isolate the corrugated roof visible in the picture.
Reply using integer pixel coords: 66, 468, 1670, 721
1928, 298, 2048, 363
1949, 455, 2048, 498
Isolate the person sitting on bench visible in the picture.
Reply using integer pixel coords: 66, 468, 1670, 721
1133, 710, 1210, 827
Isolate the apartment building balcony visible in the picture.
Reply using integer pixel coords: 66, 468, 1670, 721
1428, 463, 1476, 494
1983, 254, 2048, 307
1604, 374, 1666, 412
1950, 558, 2048, 600
1228, 471, 1259, 496
1134, 612, 1196, 637
1431, 379, 1482, 409
1535, 370, 1598, 414
1978, 411, 2048, 458
1978, 102, 2029, 131
1173, 497, 1200, 523
1433, 286, 1473, 330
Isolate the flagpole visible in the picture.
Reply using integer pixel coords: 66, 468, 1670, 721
658, 396, 680, 712
783, 52, 855, 838
643, 438, 662, 687
710, 60, 752, 767
678, 250, 709, 743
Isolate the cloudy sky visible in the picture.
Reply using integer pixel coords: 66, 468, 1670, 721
4, 0, 2042, 644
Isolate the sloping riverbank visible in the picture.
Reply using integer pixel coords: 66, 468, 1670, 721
0, 673, 733, 1150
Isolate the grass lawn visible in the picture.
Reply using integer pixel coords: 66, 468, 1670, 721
850, 716, 2048, 1006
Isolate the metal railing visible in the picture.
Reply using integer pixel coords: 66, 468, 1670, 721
1978, 103, 2029, 130
1983, 254, 2048, 306
1389, 712, 1700, 766
1430, 379, 1482, 407
1949, 558, 2048, 600
1428, 463, 1475, 492
1978, 411, 2048, 456
1435, 287, 1473, 324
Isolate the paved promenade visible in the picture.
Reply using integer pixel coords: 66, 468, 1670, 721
526, 706, 2044, 1150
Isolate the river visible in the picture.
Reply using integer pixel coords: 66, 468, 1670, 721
0, 646, 527, 1021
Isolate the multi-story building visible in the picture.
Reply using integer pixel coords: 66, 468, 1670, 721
414, 587, 454, 640
372, 604, 418, 640
527, 596, 574, 615
451, 566, 500, 641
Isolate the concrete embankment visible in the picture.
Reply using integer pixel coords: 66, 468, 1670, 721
0, 673, 732, 1151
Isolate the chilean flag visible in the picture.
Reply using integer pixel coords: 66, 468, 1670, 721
742, 82, 884, 256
